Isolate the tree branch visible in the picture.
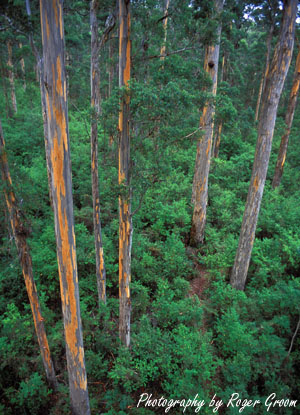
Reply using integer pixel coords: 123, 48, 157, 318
288, 316, 300, 357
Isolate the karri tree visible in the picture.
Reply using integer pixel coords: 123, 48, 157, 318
39, 1, 90, 413
90, 0, 107, 305
230, 0, 298, 290
272, 45, 300, 188
118, 0, 132, 347
190, 0, 224, 246
0, 120, 57, 390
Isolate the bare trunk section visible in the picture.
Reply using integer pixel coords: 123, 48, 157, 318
254, 24, 274, 122
190, 0, 223, 246
272, 46, 300, 188
30, 38, 53, 209
90, 0, 106, 305
213, 54, 226, 158
108, 34, 115, 97
7, 40, 17, 114
118, 0, 132, 347
213, 121, 223, 158
39, 1, 90, 414
19, 42, 26, 91
0, 121, 57, 390
0, 61, 12, 118
160, 0, 170, 61
230, 0, 297, 291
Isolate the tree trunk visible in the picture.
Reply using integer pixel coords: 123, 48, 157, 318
160, 0, 170, 61
0, 61, 12, 118
39, 1, 90, 414
213, 54, 226, 158
272, 46, 300, 188
213, 121, 223, 158
19, 42, 26, 91
118, 0, 132, 347
108, 34, 114, 98
190, 0, 223, 246
230, 0, 297, 291
0, 120, 57, 390
90, 0, 107, 305
7, 40, 17, 114
254, 24, 274, 122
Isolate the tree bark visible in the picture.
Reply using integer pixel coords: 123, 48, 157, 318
254, 24, 274, 122
190, 0, 223, 246
108, 34, 115, 98
0, 120, 57, 390
7, 40, 17, 114
213, 121, 223, 158
160, 0, 170, 61
230, 0, 297, 291
118, 0, 132, 347
19, 42, 26, 91
272, 46, 300, 188
39, 1, 90, 414
90, 0, 107, 305
213, 53, 226, 158
0, 60, 12, 118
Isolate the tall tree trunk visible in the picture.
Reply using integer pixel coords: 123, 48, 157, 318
190, 0, 223, 246
7, 40, 17, 114
0, 61, 12, 118
90, 0, 106, 305
0, 120, 57, 390
213, 53, 226, 158
254, 24, 274, 122
25, 0, 53, 209
272, 46, 300, 188
160, 0, 170, 61
213, 121, 223, 158
118, 0, 132, 347
230, 0, 297, 291
108, 34, 114, 98
39, 1, 90, 414
19, 42, 26, 91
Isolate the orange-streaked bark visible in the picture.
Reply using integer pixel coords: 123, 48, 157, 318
0, 120, 57, 390
39, 1, 90, 414
118, 0, 132, 347
254, 24, 274, 122
230, 0, 297, 290
272, 46, 300, 188
90, 0, 106, 305
7, 40, 17, 114
190, 0, 223, 246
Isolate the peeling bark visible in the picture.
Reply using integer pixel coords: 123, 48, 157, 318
90, 0, 106, 305
39, 1, 90, 413
7, 40, 17, 114
272, 46, 300, 188
190, 0, 223, 246
230, 0, 297, 290
118, 0, 132, 347
0, 120, 57, 391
